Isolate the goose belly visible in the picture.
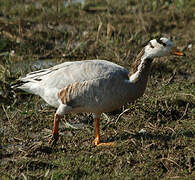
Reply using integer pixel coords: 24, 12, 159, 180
69, 80, 142, 114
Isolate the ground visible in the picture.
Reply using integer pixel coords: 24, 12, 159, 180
0, 0, 195, 179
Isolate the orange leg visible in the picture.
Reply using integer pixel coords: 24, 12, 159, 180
93, 118, 100, 145
93, 118, 114, 146
49, 113, 61, 145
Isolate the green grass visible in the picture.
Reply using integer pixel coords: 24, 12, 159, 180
0, 0, 195, 179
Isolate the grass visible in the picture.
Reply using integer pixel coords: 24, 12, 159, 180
0, 0, 195, 179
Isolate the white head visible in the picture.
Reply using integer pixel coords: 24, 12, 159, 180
129, 37, 185, 81
143, 37, 185, 59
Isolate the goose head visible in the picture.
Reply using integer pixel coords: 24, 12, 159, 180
143, 37, 185, 59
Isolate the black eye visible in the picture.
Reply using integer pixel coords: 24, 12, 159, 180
149, 42, 154, 48
161, 42, 166, 46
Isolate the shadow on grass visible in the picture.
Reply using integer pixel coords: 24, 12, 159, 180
111, 130, 195, 143
19, 160, 58, 172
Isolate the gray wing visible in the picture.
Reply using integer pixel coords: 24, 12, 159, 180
16, 60, 130, 109
54, 61, 131, 113
22, 60, 129, 89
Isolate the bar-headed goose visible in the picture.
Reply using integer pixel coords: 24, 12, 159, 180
13, 37, 185, 146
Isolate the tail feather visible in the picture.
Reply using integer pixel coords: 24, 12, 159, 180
12, 62, 62, 95
12, 80, 43, 95
11, 80, 29, 89
11, 71, 45, 95
11, 68, 52, 89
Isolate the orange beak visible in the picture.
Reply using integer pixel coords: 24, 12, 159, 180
171, 47, 185, 56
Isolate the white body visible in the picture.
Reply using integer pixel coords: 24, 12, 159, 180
15, 37, 180, 118
17, 60, 147, 117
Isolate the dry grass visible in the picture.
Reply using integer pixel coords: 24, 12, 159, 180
0, 0, 195, 179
